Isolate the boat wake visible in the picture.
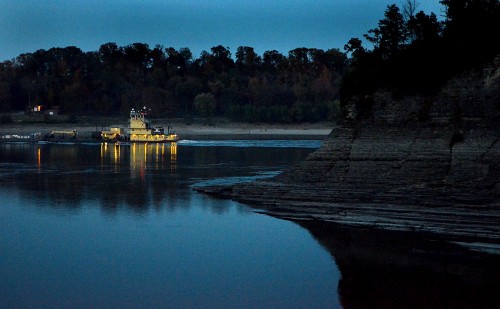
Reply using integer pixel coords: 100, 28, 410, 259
178, 140, 322, 148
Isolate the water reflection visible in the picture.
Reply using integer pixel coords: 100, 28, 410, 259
2, 142, 496, 308
126, 142, 178, 179
37, 147, 41, 169
170, 142, 177, 170
0, 141, 339, 309
296, 220, 500, 309
0, 142, 314, 214
97, 142, 179, 179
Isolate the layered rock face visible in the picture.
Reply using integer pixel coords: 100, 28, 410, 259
276, 124, 498, 202
197, 58, 500, 251
222, 124, 499, 244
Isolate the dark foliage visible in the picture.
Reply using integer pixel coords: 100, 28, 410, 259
1, 1, 497, 124
0, 43, 347, 123
341, 0, 500, 114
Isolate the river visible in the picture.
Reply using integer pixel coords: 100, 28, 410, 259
0, 140, 342, 308
0, 141, 497, 308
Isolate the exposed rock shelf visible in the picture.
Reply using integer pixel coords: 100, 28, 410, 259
195, 124, 500, 253
195, 59, 500, 253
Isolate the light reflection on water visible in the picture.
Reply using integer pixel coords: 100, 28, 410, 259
0, 141, 340, 308
1, 141, 497, 308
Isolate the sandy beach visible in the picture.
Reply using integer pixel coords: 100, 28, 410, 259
0, 121, 333, 140
171, 123, 333, 140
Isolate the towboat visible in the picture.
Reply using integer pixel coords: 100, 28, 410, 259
128, 108, 179, 142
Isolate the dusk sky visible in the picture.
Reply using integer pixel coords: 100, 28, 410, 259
0, 0, 444, 61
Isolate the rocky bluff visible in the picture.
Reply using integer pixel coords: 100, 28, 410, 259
197, 57, 500, 253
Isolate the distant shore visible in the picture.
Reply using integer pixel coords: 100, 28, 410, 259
0, 121, 333, 140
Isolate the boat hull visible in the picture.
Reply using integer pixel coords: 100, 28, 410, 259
129, 134, 179, 142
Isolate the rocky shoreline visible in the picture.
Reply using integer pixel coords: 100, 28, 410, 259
195, 123, 499, 254
195, 60, 500, 254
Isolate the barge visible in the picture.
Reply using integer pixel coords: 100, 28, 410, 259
0, 109, 179, 143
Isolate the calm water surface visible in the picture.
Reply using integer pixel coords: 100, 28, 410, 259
2, 141, 498, 308
0, 140, 341, 308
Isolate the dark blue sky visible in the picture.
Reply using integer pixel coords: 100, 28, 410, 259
0, 0, 443, 61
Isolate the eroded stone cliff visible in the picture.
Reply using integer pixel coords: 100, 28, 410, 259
196, 57, 500, 252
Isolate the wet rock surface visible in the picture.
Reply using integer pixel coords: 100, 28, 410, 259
195, 124, 499, 253
195, 60, 500, 253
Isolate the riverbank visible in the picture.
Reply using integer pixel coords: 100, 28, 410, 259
0, 121, 333, 140
195, 123, 500, 255
194, 61, 500, 255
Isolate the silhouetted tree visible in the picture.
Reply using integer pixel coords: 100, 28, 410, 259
364, 4, 407, 59
262, 50, 286, 71
235, 46, 262, 73
440, 0, 500, 69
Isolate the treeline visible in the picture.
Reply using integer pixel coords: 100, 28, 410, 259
1, 0, 498, 123
0, 43, 346, 123
342, 0, 499, 116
